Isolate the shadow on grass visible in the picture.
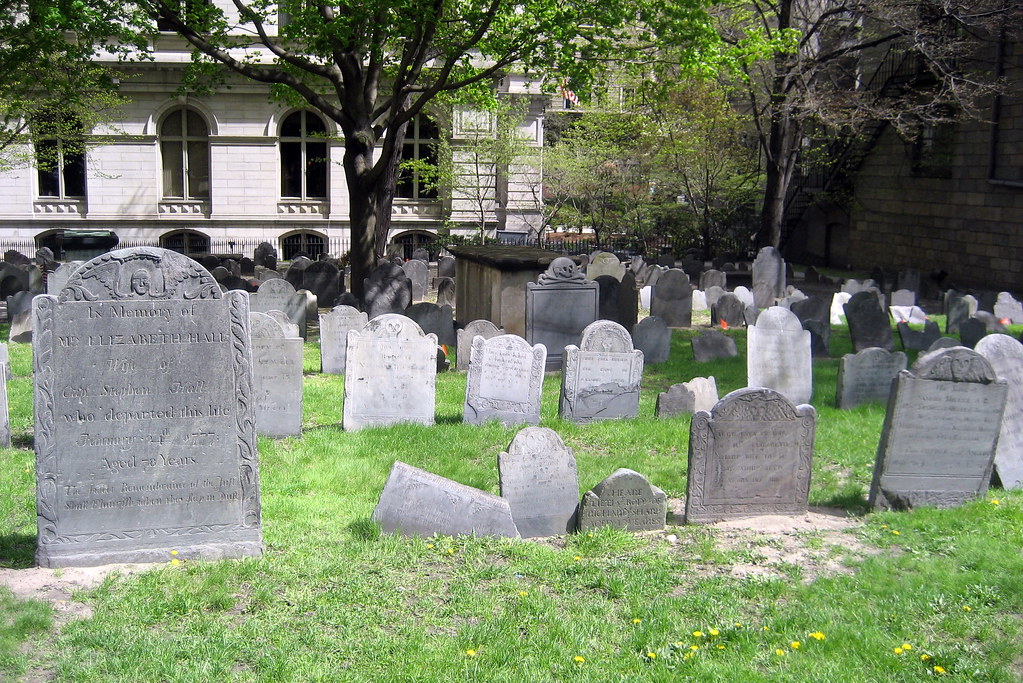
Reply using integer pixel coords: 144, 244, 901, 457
0, 533, 37, 569
816, 489, 872, 516
346, 518, 381, 541
12, 433, 34, 449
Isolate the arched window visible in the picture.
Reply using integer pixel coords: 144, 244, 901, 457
280, 110, 328, 199
396, 115, 439, 200
281, 231, 325, 260
160, 230, 210, 255
160, 108, 210, 200
35, 109, 86, 198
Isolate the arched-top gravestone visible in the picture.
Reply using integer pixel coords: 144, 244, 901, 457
464, 334, 546, 426
686, 387, 815, 523
559, 320, 643, 423
455, 319, 504, 372
844, 291, 894, 351
975, 334, 1023, 489
319, 305, 368, 374
364, 263, 412, 319
250, 277, 307, 339
248, 312, 303, 437
405, 302, 456, 347
868, 347, 1008, 510
498, 427, 578, 537
650, 268, 693, 328
631, 315, 671, 364
836, 347, 907, 409
402, 259, 429, 303
33, 247, 261, 568
747, 306, 812, 405
752, 246, 785, 300
585, 251, 626, 281
525, 257, 598, 371
302, 260, 341, 308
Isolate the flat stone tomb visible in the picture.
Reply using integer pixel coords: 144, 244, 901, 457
868, 347, 1008, 510
372, 461, 519, 538
249, 278, 307, 340
456, 319, 503, 372
686, 387, 816, 524
342, 314, 437, 430
560, 320, 643, 423
498, 427, 579, 537
249, 312, 303, 437
975, 335, 1023, 489
33, 247, 261, 568
577, 468, 666, 532
319, 305, 368, 375
836, 347, 907, 409
525, 257, 598, 371
746, 306, 813, 405
464, 334, 546, 426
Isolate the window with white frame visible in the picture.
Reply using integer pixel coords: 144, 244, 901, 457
160, 108, 210, 200
396, 114, 440, 200
35, 109, 86, 198
280, 110, 328, 199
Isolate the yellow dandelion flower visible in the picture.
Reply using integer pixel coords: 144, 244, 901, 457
682, 652, 693, 661
717, 645, 726, 650
426, 543, 434, 549
894, 647, 904, 655
762, 626, 770, 631
573, 655, 585, 664
902, 643, 912, 651
809, 631, 826, 641
735, 622, 742, 627
646, 652, 657, 659
934, 665, 946, 674
447, 548, 455, 554
573, 555, 581, 562
690, 645, 699, 651
693, 630, 705, 638
632, 618, 642, 624
171, 558, 181, 566
709, 628, 720, 637
518, 590, 528, 597
170, 550, 178, 556
991, 498, 1001, 505
775, 648, 786, 656
465, 649, 477, 657
881, 524, 888, 529
891, 530, 901, 535
790, 641, 800, 649
921, 654, 932, 662
962, 605, 972, 611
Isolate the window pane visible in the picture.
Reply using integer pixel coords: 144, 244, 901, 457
63, 151, 86, 197
307, 142, 327, 198
305, 112, 327, 136
186, 140, 209, 198
281, 112, 302, 138
162, 140, 184, 197
186, 111, 207, 137
281, 141, 302, 196
395, 143, 414, 198
162, 110, 182, 137
419, 117, 439, 140
38, 166, 60, 197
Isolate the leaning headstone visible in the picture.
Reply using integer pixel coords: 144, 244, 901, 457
402, 259, 429, 303
47, 261, 83, 296
844, 291, 894, 351
975, 335, 1023, 489
802, 319, 831, 359
686, 387, 816, 524
455, 319, 504, 372
655, 377, 718, 417
836, 347, 907, 409
747, 306, 812, 405
994, 292, 1023, 324
577, 468, 666, 532
586, 251, 626, 281
463, 334, 546, 426
342, 314, 437, 430
302, 260, 341, 308
404, 302, 456, 348
712, 293, 746, 328
498, 427, 578, 537
363, 263, 412, 319
559, 321, 643, 423
32, 247, 262, 568
752, 246, 785, 299
959, 317, 988, 349
897, 320, 942, 351
525, 257, 599, 371
692, 329, 737, 362
265, 310, 301, 339
319, 305, 368, 374
249, 278, 307, 340
631, 316, 671, 364
249, 312, 303, 437
372, 461, 519, 538
868, 347, 1007, 510
649, 268, 693, 328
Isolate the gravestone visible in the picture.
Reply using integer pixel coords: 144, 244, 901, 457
238, 257, 255, 276
958, 317, 987, 349
897, 268, 920, 293
342, 314, 437, 430
868, 347, 1007, 510
994, 292, 1023, 324
685, 387, 815, 524
411, 248, 429, 262
8, 311, 32, 343
631, 316, 671, 364
944, 291, 975, 334
830, 292, 852, 324
47, 261, 84, 296
699, 269, 726, 291
577, 468, 666, 532
752, 282, 775, 310
586, 251, 626, 281
891, 289, 916, 307
596, 275, 624, 324
889, 306, 928, 324
32, 247, 262, 568
435, 277, 455, 307
284, 256, 312, 290
691, 329, 738, 362
402, 259, 429, 303
372, 461, 519, 538
649, 269, 693, 327
804, 266, 819, 283
7, 290, 34, 319
498, 427, 579, 537
254, 242, 278, 270
927, 336, 961, 352
897, 320, 942, 351
437, 255, 456, 278
974, 310, 1007, 333
463, 334, 546, 426
692, 289, 708, 312
752, 246, 785, 299
319, 306, 368, 375
210, 266, 230, 283
455, 319, 504, 372
802, 319, 831, 358
363, 263, 412, 319
712, 293, 746, 328
0, 342, 10, 380
616, 271, 639, 331
302, 260, 341, 308
732, 286, 754, 308
790, 296, 831, 353
704, 285, 725, 309
249, 278, 307, 340
404, 302, 456, 348
836, 347, 907, 409
525, 257, 599, 371
0, 262, 29, 300
265, 310, 301, 339
559, 321, 643, 423
655, 376, 718, 417
747, 307, 812, 405
844, 291, 894, 351
4, 250, 30, 266
249, 312, 303, 437
975, 335, 1023, 489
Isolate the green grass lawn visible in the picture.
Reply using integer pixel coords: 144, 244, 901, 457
2, 315, 1023, 681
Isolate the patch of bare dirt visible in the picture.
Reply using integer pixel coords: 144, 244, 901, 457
0, 563, 155, 625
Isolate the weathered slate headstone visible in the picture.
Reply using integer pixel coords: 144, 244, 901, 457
891, 289, 916, 307
585, 251, 626, 281
704, 285, 725, 308
803, 266, 819, 283
404, 302, 456, 348
559, 320, 643, 423
974, 310, 1007, 333
868, 347, 1008, 510
249, 278, 307, 340
927, 336, 961, 352
265, 310, 301, 339
437, 255, 456, 278
712, 293, 746, 328
302, 260, 341, 308
254, 242, 277, 270
342, 313, 437, 430
994, 292, 1023, 324
249, 312, 303, 437
897, 320, 942, 351
47, 261, 84, 296
752, 282, 775, 310
401, 259, 429, 303
577, 468, 666, 532
752, 246, 785, 300
525, 257, 599, 371
692, 329, 737, 362
631, 315, 671, 364
790, 296, 831, 345
33, 247, 261, 567
747, 306, 813, 405
372, 461, 519, 537
655, 376, 718, 417
836, 347, 907, 409
463, 334, 546, 426
284, 256, 312, 290
649, 268, 693, 328
944, 291, 975, 334
686, 387, 815, 523
732, 286, 754, 308
699, 269, 726, 291
435, 277, 455, 307
319, 305, 368, 374
498, 427, 578, 537
975, 335, 1023, 489
959, 317, 987, 349
844, 291, 894, 351
363, 263, 412, 319
455, 319, 504, 372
